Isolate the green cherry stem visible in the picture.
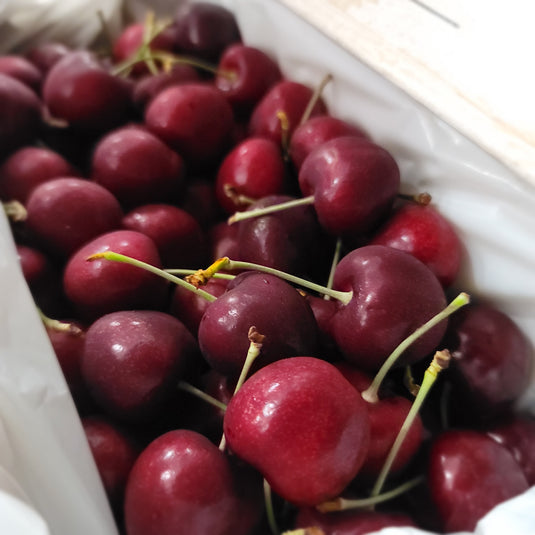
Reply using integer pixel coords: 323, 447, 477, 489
361, 291, 470, 404
165, 268, 235, 281
228, 195, 315, 225
316, 474, 425, 513
177, 381, 227, 413
299, 73, 333, 126
264, 479, 281, 535
370, 349, 451, 498
324, 237, 343, 300
86, 251, 217, 302
38, 308, 83, 335
191, 257, 353, 305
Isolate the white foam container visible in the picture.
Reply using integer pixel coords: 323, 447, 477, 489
0, 1, 534, 534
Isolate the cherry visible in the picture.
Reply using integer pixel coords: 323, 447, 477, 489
63, 229, 167, 320
0, 146, 78, 203
223, 356, 370, 506
487, 413, 535, 485
42, 50, 132, 132
132, 64, 201, 110
289, 115, 369, 170
124, 429, 263, 535
442, 301, 533, 424
370, 202, 463, 287
197, 271, 321, 378
144, 83, 234, 168
82, 415, 139, 509
122, 203, 207, 268
91, 125, 185, 208
82, 310, 198, 422
209, 220, 241, 261
215, 137, 286, 214
249, 80, 328, 146
428, 429, 529, 533
330, 245, 447, 371
215, 44, 282, 116
173, 2, 242, 62
295, 506, 416, 534
298, 136, 400, 237
0, 73, 42, 160
24, 41, 71, 75
0, 55, 43, 92
25, 177, 123, 259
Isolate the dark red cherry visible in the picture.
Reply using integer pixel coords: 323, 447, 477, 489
299, 136, 400, 237
215, 137, 286, 214
145, 83, 234, 168
91, 125, 185, 208
124, 429, 263, 535
295, 506, 416, 534
289, 115, 369, 170
82, 415, 139, 509
215, 44, 282, 116
25, 42, 71, 75
179, 176, 225, 229
0, 55, 43, 92
223, 356, 370, 506
121, 203, 207, 268
63, 230, 167, 320
370, 202, 463, 287
0, 146, 78, 203
82, 310, 198, 422
0, 73, 42, 160
442, 302, 533, 424
174, 2, 242, 62
42, 50, 132, 132
428, 429, 529, 533
331, 245, 447, 371
197, 272, 320, 378
25, 177, 123, 258
249, 80, 328, 146
208, 220, 241, 261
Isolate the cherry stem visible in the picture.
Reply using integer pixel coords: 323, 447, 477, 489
370, 349, 451, 498
403, 365, 420, 397
299, 73, 333, 126
397, 191, 432, 206
37, 308, 83, 335
165, 268, 235, 280
282, 529, 325, 535
3, 200, 27, 222
316, 474, 425, 513
324, 237, 343, 300
219, 326, 264, 451
177, 381, 227, 413
264, 479, 281, 535
192, 257, 353, 305
228, 195, 314, 225
361, 291, 470, 404
85, 251, 218, 302
276, 110, 291, 156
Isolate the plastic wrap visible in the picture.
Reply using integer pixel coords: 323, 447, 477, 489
0, 0, 534, 534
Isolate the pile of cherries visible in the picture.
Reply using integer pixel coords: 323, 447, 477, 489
1, 2, 534, 535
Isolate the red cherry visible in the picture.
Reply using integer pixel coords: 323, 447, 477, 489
223, 356, 370, 506
428, 429, 529, 533
0, 55, 43, 92
370, 202, 463, 287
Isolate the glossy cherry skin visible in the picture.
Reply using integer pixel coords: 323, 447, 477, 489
145, 83, 234, 168
0, 73, 42, 160
82, 310, 198, 422
0, 55, 43, 92
25, 177, 123, 258
289, 115, 369, 170
82, 416, 139, 509
487, 413, 535, 485
122, 203, 207, 268
42, 50, 132, 132
223, 356, 370, 506
299, 136, 400, 237
0, 146, 78, 203
197, 272, 321, 378
215, 137, 286, 214
215, 44, 282, 116
91, 125, 185, 208
428, 429, 529, 533
442, 302, 533, 424
295, 507, 416, 534
124, 429, 263, 535
370, 202, 463, 287
63, 230, 167, 320
331, 245, 447, 371
249, 80, 328, 146
174, 2, 242, 62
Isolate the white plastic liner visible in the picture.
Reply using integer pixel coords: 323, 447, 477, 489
0, 0, 534, 534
